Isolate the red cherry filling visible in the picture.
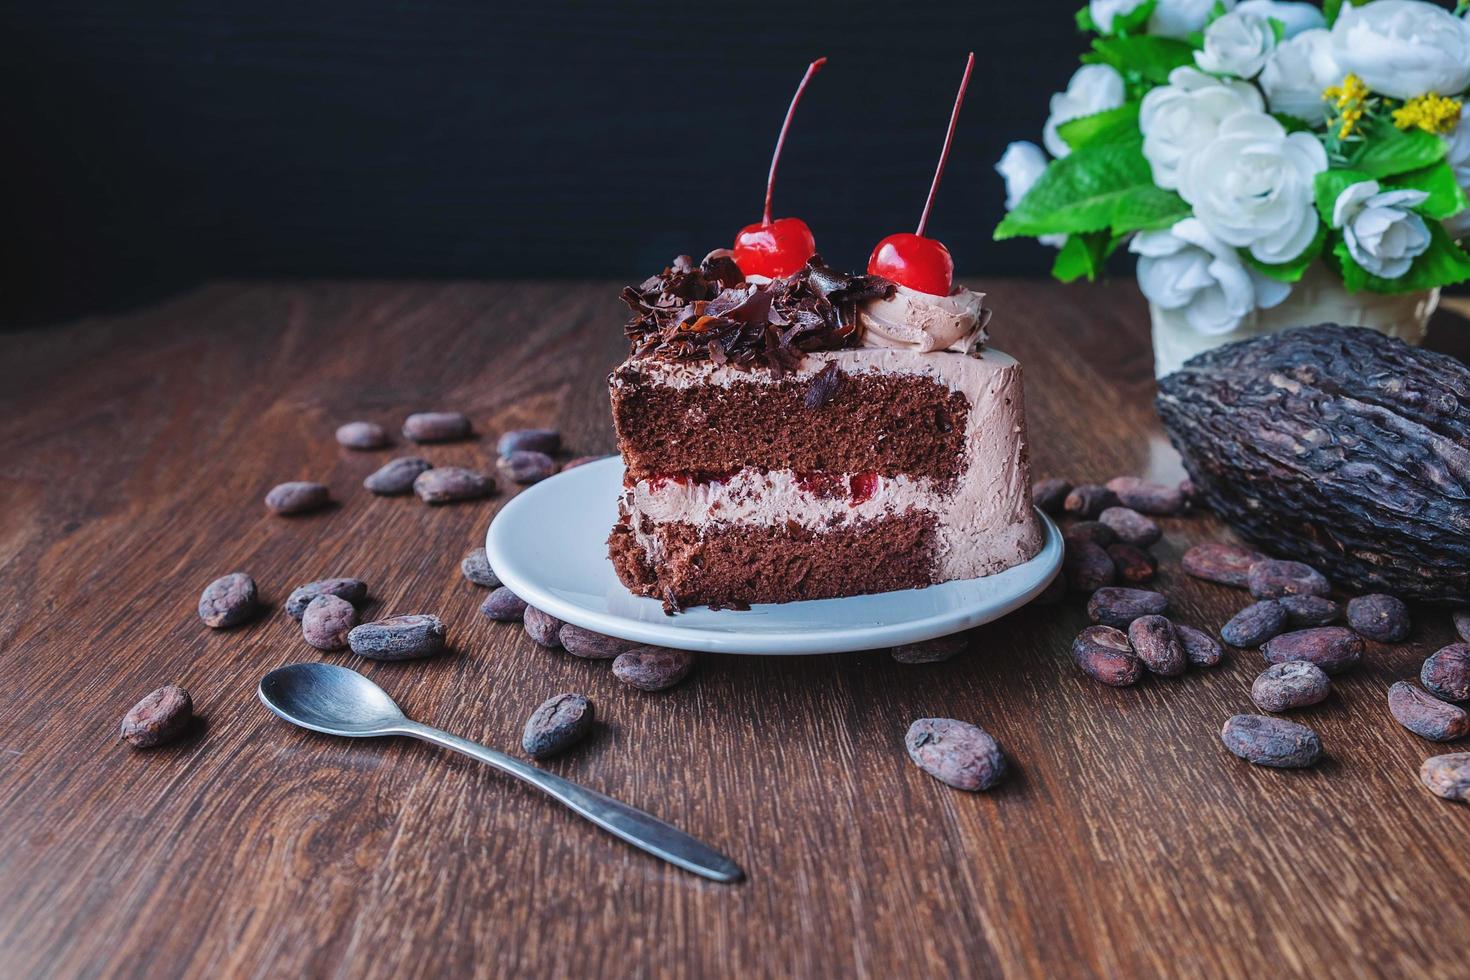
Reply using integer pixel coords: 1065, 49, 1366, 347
734, 217, 818, 279
849, 471, 879, 506
868, 233, 954, 297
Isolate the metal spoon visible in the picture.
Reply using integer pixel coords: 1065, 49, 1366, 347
258, 662, 742, 883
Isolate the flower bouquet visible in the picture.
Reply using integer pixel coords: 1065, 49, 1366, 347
993, 0, 1470, 375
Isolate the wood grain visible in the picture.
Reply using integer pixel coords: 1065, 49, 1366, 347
1, 280, 1467, 979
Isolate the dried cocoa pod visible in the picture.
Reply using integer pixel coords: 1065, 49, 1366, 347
1420, 753, 1470, 801
335, 421, 388, 450
612, 646, 697, 691
523, 606, 564, 648
1063, 484, 1118, 519
521, 693, 593, 758
1346, 594, 1411, 643
905, 718, 1006, 792
198, 572, 258, 629
1182, 542, 1266, 588
891, 634, 967, 664
1128, 615, 1185, 677
497, 428, 561, 456
1063, 539, 1116, 593
413, 467, 495, 504
403, 411, 471, 443
301, 594, 358, 651
1032, 478, 1071, 515
1247, 559, 1330, 599
1072, 626, 1144, 687
1278, 595, 1341, 627
480, 587, 528, 622
1105, 543, 1156, 585
1261, 627, 1363, 675
1388, 682, 1470, 741
363, 456, 432, 495
497, 450, 557, 485
1156, 326, 1470, 604
285, 577, 368, 620
1454, 610, 1470, 644
1220, 714, 1321, 768
1099, 506, 1161, 548
1063, 521, 1116, 548
1421, 644, 1470, 702
1251, 661, 1330, 713
561, 455, 603, 472
1177, 624, 1223, 667
1105, 476, 1184, 516
559, 624, 638, 660
1221, 601, 1288, 648
347, 614, 446, 660
1086, 587, 1168, 629
120, 685, 194, 748
460, 547, 500, 588
265, 481, 330, 515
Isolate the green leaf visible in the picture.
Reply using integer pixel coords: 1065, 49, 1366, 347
1085, 36, 1195, 84
995, 139, 1155, 239
1267, 17, 1286, 43
1325, 0, 1371, 28
1112, 0, 1157, 35
1349, 119, 1447, 179
1246, 224, 1327, 283
1315, 168, 1374, 225
1334, 223, 1470, 295
1110, 184, 1191, 234
1076, 5, 1097, 32
1057, 102, 1141, 151
1384, 162, 1470, 221
1052, 232, 1120, 283
1205, 0, 1229, 27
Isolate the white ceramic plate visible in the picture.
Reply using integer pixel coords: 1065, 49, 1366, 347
486, 457, 1062, 655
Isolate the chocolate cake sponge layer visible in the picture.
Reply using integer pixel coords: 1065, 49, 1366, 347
608, 512, 938, 608
611, 364, 968, 484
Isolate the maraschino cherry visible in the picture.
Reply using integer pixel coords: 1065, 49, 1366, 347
868, 52, 974, 297
732, 57, 826, 279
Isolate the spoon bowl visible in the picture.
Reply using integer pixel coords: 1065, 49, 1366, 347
260, 662, 408, 736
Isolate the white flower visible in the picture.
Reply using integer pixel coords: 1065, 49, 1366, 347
1149, 0, 1235, 40
1089, 0, 1149, 34
1260, 29, 1340, 122
1132, 218, 1291, 335
995, 142, 1066, 248
1331, 0, 1470, 101
1235, 0, 1326, 38
1178, 110, 1327, 265
1444, 114, 1470, 238
1042, 65, 1126, 159
1331, 180, 1431, 278
1140, 67, 1264, 190
1195, 9, 1278, 79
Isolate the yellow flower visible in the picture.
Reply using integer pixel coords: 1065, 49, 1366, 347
1323, 73, 1370, 110
1392, 93, 1463, 135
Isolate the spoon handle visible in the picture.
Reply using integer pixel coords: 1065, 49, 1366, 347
397, 721, 743, 883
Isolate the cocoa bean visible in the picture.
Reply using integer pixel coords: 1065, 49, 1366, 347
1106, 543, 1157, 584
1063, 520, 1116, 548
1086, 587, 1168, 629
1220, 601, 1287, 648
459, 547, 500, 588
265, 481, 330, 515
402, 411, 471, 443
561, 455, 603, 472
1063, 539, 1116, 593
120, 685, 193, 748
1247, 559, 1330, 599
285, 577, 368, 620
1421, 644, 1470, 702
480, 587, 527, 622
347, 614, 446, 660
1346, 594, 1411, 642
1251, 661, 1330, 712
521, 693, 593, 758
1179, 478, 1201, 508
198, 572, 258, 629
496, 428, 561, 456
1099, 506, 1161, 548
1177, 624, 1223, 667
1420, 753, 1470, 801
1032, 478, 1071, 515
413, 466, 495, 504
558, 624, 638, 660
1030, 574, 1068, 606
1388, 682, 1470, 741
1063, 483, 1118, 519
1220, 714, 1321, 768
1182, 542, 1266, 588
497, 450, 556, 485
363, 456, 432, 495
613, 646, 697, 691
523, 606, 564, 648
335, 421, 388, 450
1261, 627, 1363, 675
905, 718, 1006, 791
1105, 476, 1184, 516
1128, 615, 1185, 677
301, 594, 358, 651
891, 634, 967, 664
1279, 595, 1341, 627
1454, 609, 1470, 644
1072, 626, 1144, 687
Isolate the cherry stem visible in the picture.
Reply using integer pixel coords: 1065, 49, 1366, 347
763, 56, 827, 227
916, 52, 974, 238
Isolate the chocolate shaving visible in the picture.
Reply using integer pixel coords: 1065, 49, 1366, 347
803, 361, 843, 409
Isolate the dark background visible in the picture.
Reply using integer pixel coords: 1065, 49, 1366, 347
4, 1, 1099, 323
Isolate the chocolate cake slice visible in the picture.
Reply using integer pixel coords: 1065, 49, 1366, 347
608, 254, 1042, 611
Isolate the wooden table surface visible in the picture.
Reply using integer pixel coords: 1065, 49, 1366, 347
3, 280, 1468, 979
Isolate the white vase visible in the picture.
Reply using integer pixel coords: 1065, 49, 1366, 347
1149, 263, 1440, 378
